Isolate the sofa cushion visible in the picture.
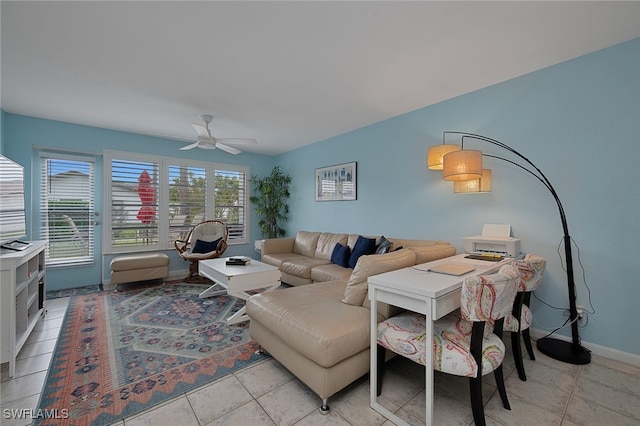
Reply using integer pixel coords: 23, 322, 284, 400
281, 257, 331, 280
311, 263, 353, 283
316, 233, 349, 260
348, 235, 377, 268
261, 252, 308, 269
293, 231, 321, 257
247, 281, 371, 368
407, 245, 457, 264
342, 249, 417, 306
330, 243, 351, 268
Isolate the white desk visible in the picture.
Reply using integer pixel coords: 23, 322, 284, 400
368, 253, 511, 426
198, 258, 281, 325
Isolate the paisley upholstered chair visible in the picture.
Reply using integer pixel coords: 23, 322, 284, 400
503, 253, 546, 381
175, 220, 228, 282
376, 264, 520, 426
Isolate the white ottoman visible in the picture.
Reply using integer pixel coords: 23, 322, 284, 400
110, 253, 170, 291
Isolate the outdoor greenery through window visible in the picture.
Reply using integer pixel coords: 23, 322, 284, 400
105, 151, 248, 253
39, 155, 95, 266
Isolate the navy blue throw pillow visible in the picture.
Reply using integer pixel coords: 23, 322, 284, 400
330, 243, 351, 268
192, 238, 221, 254
348, 235, 376, 268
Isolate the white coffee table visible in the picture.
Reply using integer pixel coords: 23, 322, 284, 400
198, 257, 281, 325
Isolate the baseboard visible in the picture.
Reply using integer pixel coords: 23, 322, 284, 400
167, 269, 189, 281
530, 327, 640, 367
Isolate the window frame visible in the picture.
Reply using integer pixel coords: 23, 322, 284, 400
103, 150, 249, 254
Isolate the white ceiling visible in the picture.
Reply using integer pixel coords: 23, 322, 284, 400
2, 1, 640, 156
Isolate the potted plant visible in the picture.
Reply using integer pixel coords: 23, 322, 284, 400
250, 166, 292, 239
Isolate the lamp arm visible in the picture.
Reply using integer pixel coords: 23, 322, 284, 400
481, 154, 553, 193
458, 134, 569, 236
447, 132, 588, 361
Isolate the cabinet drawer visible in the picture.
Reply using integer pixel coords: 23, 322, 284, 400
434, 288, 461, 320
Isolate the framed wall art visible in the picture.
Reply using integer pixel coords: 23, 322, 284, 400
315, 161, 357, 201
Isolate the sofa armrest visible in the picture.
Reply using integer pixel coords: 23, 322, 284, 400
262, 237, 295, 255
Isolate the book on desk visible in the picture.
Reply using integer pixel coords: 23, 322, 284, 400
427, 263, 476, 276
226, 256, 251, 266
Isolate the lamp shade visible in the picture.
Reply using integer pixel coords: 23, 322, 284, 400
427, 144, 461, 170
442, 150, 483, 181
453, 169, 492, 193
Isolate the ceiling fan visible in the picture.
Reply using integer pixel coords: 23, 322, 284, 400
179, 115, 257, 154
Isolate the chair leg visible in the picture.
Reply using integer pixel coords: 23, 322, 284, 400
376, 345, 386, 396
511, 331, 527, 381
469, 322, 487, 426
469, 376, 486, 426
522, 292, 536, 361
522, 328, 536, 360
494, 365, 511, 410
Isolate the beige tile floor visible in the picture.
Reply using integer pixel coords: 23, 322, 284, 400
2, 296, 640, 426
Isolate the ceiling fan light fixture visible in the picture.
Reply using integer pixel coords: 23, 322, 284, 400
179, 114, 257, 154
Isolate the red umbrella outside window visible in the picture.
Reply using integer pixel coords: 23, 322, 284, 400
136, 170, 156, 224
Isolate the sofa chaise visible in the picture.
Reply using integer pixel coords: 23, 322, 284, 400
246, 231, 456, 413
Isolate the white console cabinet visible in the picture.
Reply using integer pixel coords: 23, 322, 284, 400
0, 240, 47, 377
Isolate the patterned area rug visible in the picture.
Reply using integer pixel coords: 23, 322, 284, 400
35, 283, 269, 425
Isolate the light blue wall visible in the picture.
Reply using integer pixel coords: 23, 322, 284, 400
1, 110, 5, 152
2, 115, 276, 289
275, 38, 640, 356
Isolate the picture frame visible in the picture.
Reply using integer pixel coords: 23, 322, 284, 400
315, 161, 357, 201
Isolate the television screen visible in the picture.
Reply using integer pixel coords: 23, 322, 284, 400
0, 154, 28, 247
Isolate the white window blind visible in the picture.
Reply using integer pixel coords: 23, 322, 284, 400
215, 169, 247, 241
0, 155, 26, 242
110, 159, 160, 249
105, 151, 249, 252
40, 157, 94, 266
168, 164, 207, 244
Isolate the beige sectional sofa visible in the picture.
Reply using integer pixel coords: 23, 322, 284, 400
260, 230, 454, 286
246, 231, 456, 413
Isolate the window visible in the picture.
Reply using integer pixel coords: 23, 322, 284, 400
168, 164, 207, 245
110, 158, 160, 249
39, 155, 95, 266
104, 151, 249, 253
214, 169, 247, 241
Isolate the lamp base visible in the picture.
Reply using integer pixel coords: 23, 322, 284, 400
537, 337, 591, 365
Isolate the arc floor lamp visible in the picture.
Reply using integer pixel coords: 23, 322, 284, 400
428, 131, 591, 365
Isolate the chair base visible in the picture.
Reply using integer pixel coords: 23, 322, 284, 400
184, 274, 212, 284
184, 261, 212, 283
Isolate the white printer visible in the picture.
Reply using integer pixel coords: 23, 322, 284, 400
462, 224, 521, 257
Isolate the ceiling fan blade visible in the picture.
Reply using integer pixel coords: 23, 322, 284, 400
215, 138, 258, 145
179, 142, 200, 150
147, 132, 194, 142
215, 143, 242, 155
192, 123, 210, 138
198, 142, 217, 150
